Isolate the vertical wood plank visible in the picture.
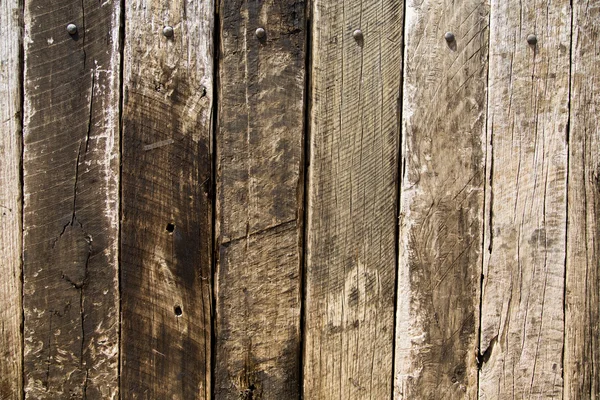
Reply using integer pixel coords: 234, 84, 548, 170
22, 0, 121, 397
478, 0, 571, 397
394, 0, 489, 397
215, 1, 305, 398
303, 0, 403, 398
0, 0, 22, 397
120, 0, 213, 398
564, 0, 600, 397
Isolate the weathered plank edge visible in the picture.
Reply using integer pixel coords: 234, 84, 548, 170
299, 0, 312, 397
564, 0, 600, 396
0, 0, 23, 397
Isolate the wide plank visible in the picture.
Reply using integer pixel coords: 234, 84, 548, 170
22, 0, 121, 397
303, 0, 403, 398
0, 0, 22, 397
394, 0, 489, 397
564, 0, 600, 397
214, 0, 305, 398
120, 0, 213, 398
478, 0, 571, 397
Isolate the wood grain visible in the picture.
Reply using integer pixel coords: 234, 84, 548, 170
0, 0, 22, 397
214, 0, 305, 398
303, 0, 403, 398
22, 0, 121, 398
478, 0, 571, 397
120, 0, 213, 398
564, 0, 600, 397
394, 0, 489, 397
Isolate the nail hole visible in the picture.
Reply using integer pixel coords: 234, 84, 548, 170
166, 223, 175, 233
174, 305, 183, 316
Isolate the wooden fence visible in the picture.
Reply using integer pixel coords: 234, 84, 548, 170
0, 0, 598, 398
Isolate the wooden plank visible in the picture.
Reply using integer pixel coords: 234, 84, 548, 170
394, 0, 489, 397
564, 0, 600, 397
21, 0, 121, 398
120, 0, 213, 398
303, 0, 402, 398
214, 0, 305, 398
0, 0, 22, 397
478, 0, 571, 397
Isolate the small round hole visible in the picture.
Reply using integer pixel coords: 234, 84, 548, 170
174, 305, 183, 316
166, 223, 175, 233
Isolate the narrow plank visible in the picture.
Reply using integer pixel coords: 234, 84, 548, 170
303, 0, 403, 398
22, 0, 121, 397
120, 0, 213, 398
394, 0, 489, 397
214, 0, 305, 398
564, 0, 600, 397
0, 0, 22, 397
478, 0, 571, 397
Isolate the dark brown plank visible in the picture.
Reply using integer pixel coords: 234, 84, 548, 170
120, 0, 213, 398
303, 0, 403, 398
394, 0, 489, 398
0, 0, 22, 397
22, 0, 121, 397
478, 0, 571, 396
214, 0, 305, 398
564, 0, 600, 397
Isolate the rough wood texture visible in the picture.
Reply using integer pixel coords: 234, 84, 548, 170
478, 0, 571, 397
303, 0, 402, 398
394, 0, 489, 397
120, 0, 213, 398
0, 0, 22, 397
215, 0, 305, 398
564, 0, 600, 397
22, 0, 121, 398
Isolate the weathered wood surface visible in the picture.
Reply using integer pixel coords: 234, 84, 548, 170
5, 0, 600, 398
21, 0, 121, 398
0, 0, 22, 397
394, 0, 489, 397
303, 0, 403, 398
120, 0, 213, 398
478, 0, 571, 397
564, 0, 600, 397
214, 0, 305, 398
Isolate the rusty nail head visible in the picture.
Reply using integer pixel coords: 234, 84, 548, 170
255, 27, 266, 39
527, 34, 537, 45
163, 26, 174, 38
444, 32, 455, 42
66, 23, 77, 35
353, 29, 363, 40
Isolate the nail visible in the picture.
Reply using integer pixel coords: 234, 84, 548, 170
353, 29, 363, 40
163, 26, 174, 38
444, 32, 455, 42
255, 27, 266, 39
527, 34, 537, 45
66, 23, 78, 35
